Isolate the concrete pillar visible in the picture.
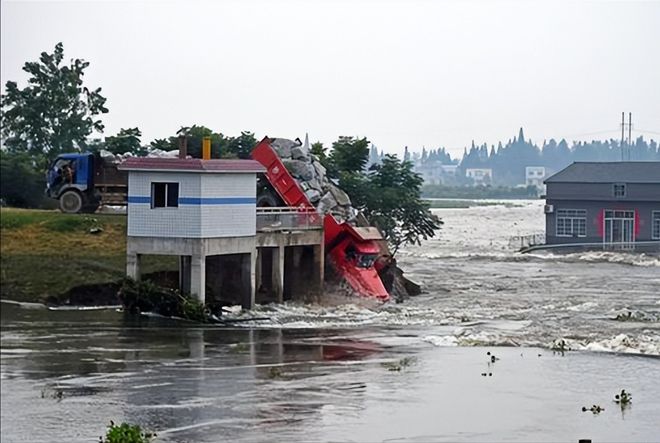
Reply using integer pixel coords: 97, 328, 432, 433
126, 253, 141, 280
241, 251, 257, 310
272, 246, 285, 303
190, 254, 206, 304
179, 256, 191, 294
313, 243, 325, 295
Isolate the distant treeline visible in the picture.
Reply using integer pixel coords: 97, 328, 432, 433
405, 128, 660, 186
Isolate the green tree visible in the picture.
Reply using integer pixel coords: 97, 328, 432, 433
1, 42, 108, 165
149, 138, 173, 151
327, 136, 370, 177
226, 131, 257, 159
326, 135, 441, 255
104, 127, 143, 155
0, 151, 53, 208
153, 126, 257, 159
311, 141, 328, 163
361, 155, 441, 254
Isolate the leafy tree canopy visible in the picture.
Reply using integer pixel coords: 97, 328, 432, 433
327, 136, 370, 177
327, 136, 441, 254
1, 42, 108, 165
361, 155, 441, 254
310, 141, 327, 162
153, 126, 257, 159
0, 151, 54, 208
103, 127, 143, 156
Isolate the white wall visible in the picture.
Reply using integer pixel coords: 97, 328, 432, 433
200, 174, 256, 238
127, 171, 256, 238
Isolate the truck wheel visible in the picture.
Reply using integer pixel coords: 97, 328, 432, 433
59, 190, 84, 214
257, 189, 280, 207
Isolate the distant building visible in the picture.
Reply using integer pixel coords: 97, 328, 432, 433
525, 166, 545, 185
415, 162, 459, 185
525, 166, 546, 192
544, 162, 660, 250
417, 161, 443, 185
441, 164, 458, 176
466, 168, 492, 186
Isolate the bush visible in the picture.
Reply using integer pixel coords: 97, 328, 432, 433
100, 421, 154, 443
120, 278, 208, 322
0, 151, 53, 208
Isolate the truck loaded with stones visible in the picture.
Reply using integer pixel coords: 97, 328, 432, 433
45, 137, 420, 301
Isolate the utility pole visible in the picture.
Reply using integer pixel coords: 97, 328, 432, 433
628, 112, 633, 160
621, 112, 625, 161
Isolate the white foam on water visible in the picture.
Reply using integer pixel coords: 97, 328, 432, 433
0, 299, 46, 309
422, 335, 458, 347
547, 334, 660, 356
566, 301, 599, 312
221, 302, 444, 329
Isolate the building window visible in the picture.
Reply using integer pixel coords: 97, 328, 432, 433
653, 211, 660, 240
556, 209, 587, 237
151, 182, 179, 208
613, 183, 626, 198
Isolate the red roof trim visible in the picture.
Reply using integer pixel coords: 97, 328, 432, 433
118, 158, 265, 173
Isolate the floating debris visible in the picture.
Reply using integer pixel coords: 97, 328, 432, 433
581, 405, 604, 414
267, 367, 283, 379
486, 351, 500, 363
614, 389, 632, 405
551, 339, 571, 353
382, 356, 417, 372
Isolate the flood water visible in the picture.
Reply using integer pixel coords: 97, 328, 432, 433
2, 200, 660, 442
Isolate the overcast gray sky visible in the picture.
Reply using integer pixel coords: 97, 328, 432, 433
2, 0, 659, 157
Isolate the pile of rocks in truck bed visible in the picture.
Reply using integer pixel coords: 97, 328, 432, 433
270, 138, 357, 223
99, 148, 179, 164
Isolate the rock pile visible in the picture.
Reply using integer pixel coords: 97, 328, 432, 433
270, 138, 357, 223
99, 148, 180, 164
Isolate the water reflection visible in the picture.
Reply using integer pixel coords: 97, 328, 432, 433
1, 305, 383, 442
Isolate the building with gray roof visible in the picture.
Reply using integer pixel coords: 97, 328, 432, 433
543, 162, 660, 250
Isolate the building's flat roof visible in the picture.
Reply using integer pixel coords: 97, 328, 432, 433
118, 158, 266, 173
545, 161, 660, 184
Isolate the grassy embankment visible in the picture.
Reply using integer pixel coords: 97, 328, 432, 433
0, 208, 176, 304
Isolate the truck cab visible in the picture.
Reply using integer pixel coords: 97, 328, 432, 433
46, 153, 95, 213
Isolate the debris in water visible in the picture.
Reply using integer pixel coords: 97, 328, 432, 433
268, 367, 283, 379
487, 351, 500, 363
614, 389, 632, 405
382, 356, 417, 372
581, 405, 604, 414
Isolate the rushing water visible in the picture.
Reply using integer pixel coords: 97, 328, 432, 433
2, 200, 660, 442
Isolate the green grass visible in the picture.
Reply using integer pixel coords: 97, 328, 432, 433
0, 208, 126, 231
1, 208, 176, 304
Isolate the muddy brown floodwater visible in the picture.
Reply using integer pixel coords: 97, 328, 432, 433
2, 200, 659, 442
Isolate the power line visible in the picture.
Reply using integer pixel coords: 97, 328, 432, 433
633, 128, 660, 136
562, 129, 621, 139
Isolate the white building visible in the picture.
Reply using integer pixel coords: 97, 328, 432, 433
119, 157, 265, 304
441, 164, 458, 176
466, 168, 493, 185
525, 166, 546, 191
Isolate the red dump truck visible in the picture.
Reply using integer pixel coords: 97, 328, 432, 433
250, 137, 390, 302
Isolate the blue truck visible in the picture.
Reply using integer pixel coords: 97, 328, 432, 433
46, 152, 128, 213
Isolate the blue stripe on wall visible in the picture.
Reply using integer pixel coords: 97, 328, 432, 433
127, 196, 255, 205
179, 197, 256, 205
127, 196, 151, 203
